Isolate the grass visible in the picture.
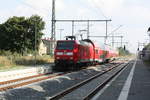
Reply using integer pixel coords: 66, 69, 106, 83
15, 55, 54, 65
0, 65, 25, 72
0, 55, 54, 71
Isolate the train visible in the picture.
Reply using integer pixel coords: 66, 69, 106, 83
54, 36, 118, 70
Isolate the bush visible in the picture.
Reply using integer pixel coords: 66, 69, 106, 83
0, 50, 54, 68
0, 56, 14, 67
0, 50, 12, 56
117, 47, 131, 56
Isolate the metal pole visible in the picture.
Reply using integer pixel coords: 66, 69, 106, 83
56, 19, 111, 22
60, 30, 61, 40
87, 20, 89, 39
51, 0, 56, 56
121, 36, 123, 47
34, 21, 37, 65
55, 19, 111, 38
112, 32, 114, 47
72, 21, 74, 36
138, 42, 139, 50
23, 32, 25, 56
58, 29, 64, 40
105, 21, 108, 44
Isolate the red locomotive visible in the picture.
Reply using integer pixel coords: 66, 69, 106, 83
54, 36, 118, 70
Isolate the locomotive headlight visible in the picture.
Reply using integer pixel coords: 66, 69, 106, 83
70, 57, 73, 59
56, 52, 63, 55
66, 52, 73, 55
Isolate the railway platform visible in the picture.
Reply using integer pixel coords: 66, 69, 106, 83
1, 58, 149, 100
0, 64, 53, 82
92, 59, 150, 100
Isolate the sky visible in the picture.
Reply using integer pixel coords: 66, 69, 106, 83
1, 0, 150, 53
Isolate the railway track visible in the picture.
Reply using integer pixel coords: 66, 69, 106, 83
0, 72, 67, 91
49, 61, 130, 100
0, 64, 104, 92
0, 63, 110, 92
0, 59, 127, 93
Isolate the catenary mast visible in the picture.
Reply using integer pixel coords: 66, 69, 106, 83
50, 0, 56, 55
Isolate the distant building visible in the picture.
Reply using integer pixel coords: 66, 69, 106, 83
38, 38, 56, 56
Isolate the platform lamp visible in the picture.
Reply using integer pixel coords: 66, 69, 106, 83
147, 27, 150, 43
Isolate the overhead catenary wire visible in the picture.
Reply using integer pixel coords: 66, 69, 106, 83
18, 0, 50, 13
91, 0, 108, 19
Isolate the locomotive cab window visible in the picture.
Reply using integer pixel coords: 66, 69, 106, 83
56, 41, 75, 50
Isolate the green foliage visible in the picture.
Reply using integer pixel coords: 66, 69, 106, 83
0, 50, 13, 56
0, 15, 45, 54
0, 53, 53, 70
117, 47, 131, 56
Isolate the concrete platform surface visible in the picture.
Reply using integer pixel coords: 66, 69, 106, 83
0, 64, 53, 82
92, 59, 150, 100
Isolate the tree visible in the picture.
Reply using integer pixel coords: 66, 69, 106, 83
0, 15, 45, 54
26, 15, 45, 51
117, 47, 130, 56
0, 16, 26, 53
144, 43, 150, 50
